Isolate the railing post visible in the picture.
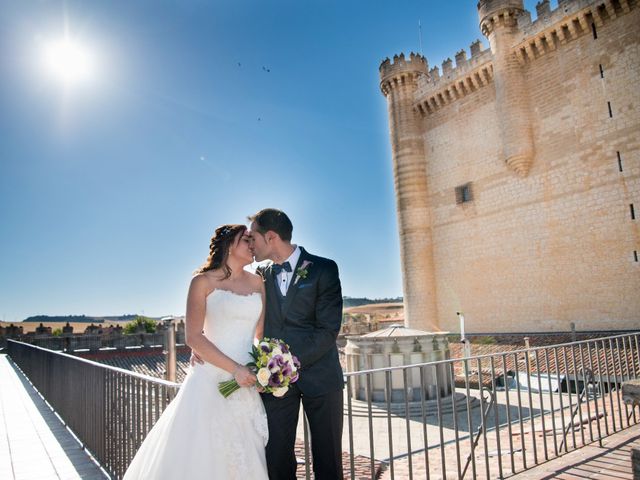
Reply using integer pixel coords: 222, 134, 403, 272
163, 317, 177, 383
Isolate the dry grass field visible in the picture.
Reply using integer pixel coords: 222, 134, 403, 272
344, 302, 404, 323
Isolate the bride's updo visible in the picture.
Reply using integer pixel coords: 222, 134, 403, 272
196, 224, 247, 279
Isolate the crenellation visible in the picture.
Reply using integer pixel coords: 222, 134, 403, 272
518, 0, 603, 38
454, 49, 468, 67
518, 9, 533, 28
442, 57, 454, 76
513, 0, 638, 64
415, 47, 493, 100
536, 0, 552, 17
379, 52, 429, 97
470, 39, 483, 57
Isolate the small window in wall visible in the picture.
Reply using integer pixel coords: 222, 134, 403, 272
455, 182, 473, 204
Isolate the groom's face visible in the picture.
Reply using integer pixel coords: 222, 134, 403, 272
249, 221, 271, 262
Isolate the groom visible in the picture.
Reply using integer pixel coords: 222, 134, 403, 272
249, 208, 344, 480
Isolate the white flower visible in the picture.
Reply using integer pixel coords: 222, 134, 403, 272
256, 368, 271, 387
272, 386, 289, 398
283, 353, 293, 363
272, 347, 283, 356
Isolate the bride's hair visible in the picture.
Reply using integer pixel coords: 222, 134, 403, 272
196, 224, 247, 279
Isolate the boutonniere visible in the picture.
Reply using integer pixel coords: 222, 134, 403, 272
294, 260, 313, 285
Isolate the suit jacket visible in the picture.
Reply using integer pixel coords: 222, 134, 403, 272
258, 247, 344, 397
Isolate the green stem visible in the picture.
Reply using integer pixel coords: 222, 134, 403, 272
218, 380, 241, 398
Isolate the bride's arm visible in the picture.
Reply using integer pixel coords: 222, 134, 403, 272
185, 275, 255, 386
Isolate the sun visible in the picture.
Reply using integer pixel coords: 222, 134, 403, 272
43, 37, 94, 86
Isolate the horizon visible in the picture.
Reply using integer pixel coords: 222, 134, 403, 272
5, 294, 405, 322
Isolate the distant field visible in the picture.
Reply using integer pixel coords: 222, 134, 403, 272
344, 302, 404, 322
0, 321, 132, 334
344, 302, 403, 313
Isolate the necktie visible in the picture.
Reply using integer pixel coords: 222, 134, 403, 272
272, 262, 292, 275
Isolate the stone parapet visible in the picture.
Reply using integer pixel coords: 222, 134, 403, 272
379, 52, 428, 96
415, 59, 494, 116
513, 0, 638, 64
415, 44, 493, 101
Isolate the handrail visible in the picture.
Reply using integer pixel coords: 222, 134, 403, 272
8, 339, 180, 386
344, 331, 640, 376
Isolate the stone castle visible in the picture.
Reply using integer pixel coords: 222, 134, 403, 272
379, 0, 639, 333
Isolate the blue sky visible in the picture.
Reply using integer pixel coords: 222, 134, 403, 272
0, 0, 545, 321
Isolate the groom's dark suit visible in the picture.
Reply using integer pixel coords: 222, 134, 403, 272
259, 247, 344, 480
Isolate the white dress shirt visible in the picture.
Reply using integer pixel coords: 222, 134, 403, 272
276, 246, 301, 296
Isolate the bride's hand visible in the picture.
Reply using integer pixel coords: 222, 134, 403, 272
190, 350, 205, 366
233, 365, 257, 387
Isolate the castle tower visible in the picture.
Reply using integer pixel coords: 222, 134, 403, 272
479, 0, 535, 176
379, 53, 440, 332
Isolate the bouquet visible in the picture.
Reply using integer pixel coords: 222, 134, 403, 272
218, 337, 300, 398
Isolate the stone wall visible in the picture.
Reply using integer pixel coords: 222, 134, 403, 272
381, 0, 639, 333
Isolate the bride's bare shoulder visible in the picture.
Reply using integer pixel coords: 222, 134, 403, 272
190, 270, 223, 292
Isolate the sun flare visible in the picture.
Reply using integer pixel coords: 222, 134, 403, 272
43, 38, 94, 86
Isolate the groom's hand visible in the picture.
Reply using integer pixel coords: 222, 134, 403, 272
190, 350, 205, 366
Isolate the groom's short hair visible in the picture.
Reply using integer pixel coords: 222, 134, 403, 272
249, 208, 293, 242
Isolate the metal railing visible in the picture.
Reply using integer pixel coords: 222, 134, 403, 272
328, 332, 640, 479
7, 340, 180, 479
7, 333, 640, 479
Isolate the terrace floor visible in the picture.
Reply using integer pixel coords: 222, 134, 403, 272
2, 349, 639, 479
0, 354, 106, 480
511, 425, 639, 479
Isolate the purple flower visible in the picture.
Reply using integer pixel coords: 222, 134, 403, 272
267, 357, 278, 371
269, 373, 283, 387
268, 355, 285, 371
281, 364, 292, 377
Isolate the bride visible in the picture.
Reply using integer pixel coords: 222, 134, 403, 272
123, 224, 269, 479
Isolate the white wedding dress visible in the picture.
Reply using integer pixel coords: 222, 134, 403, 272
123, 289, 269, 480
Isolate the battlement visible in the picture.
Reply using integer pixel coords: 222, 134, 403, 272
479, 0, 526, 34
512, 0, 637, 64
414, 40, 494, 115
379, 53, 428, 81
478, 0, 526, 20
382, 0, 637, 113
417, 39, 492, 93
517, 0, 603, 37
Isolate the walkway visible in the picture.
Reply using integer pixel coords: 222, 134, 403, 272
512, 425, 639, 479
0, 354, 106, 480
